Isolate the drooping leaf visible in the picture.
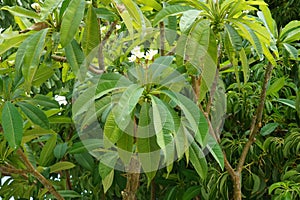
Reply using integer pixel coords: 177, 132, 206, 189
60, 0, 85, 47
137, 102, 160, 184
266, 77, 285, 96
50, 161, 75, 173
225, 24, 242, 51
104, 111, 123, 148
282, 43, 298, 59
182, 185, 201, 200
153, 5, 195, 25
102, 169, 114, 193
260, 123, 279, 136
17, 101, 50, 130
32, 63, 55, 87
65, 39, 85, 76
0, 33, 30, 55
53, 143, 68, 159
40, 0, 64, 20
82, 5, 100, 56
189, 142, 207, 179
39, 134, 57, 166
1, 102, 23, 149
276, 98, 296, 109
74, 153, 94, 171
1, 6, 40, 19
22, 29, 48, 91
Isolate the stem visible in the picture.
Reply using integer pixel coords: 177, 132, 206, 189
236, 61, 274, 173
159, 22, 165, 56
17, 149, 64, 200
151, 180, 156, 200
98, 21, 118, 70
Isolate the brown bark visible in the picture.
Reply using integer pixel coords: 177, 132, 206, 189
122, 156, 141, 200
17, 149, 64, 200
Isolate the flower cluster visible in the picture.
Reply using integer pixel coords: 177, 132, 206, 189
128, 46, 158, 62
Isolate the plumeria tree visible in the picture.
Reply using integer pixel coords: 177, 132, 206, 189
0, 0, 299, 199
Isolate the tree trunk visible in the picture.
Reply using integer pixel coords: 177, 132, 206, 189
233, 172, 242, 200
122, 156, 140, 200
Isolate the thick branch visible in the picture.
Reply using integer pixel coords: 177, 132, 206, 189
17, 149, 64, 200
0, 165, 29, 179
236, 61, 274, 173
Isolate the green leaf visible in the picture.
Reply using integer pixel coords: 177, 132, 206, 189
68, 139, 104, 154
182, 185, 201, 200
113, 84, 144, 130
266, 77, 285, 96
60, 0, 85, 47
102, 169, 114, 193
58, 190, 81, 198
95, 8, 119, 21
1, 102, 23, 149
206, 137, 224, 169
260, 123, 279, 136
31, 95, 60, 109
104, 112, 123, 148
113, 2, 134, 34
54, 143, 68, 159
136, 0, 162, 11
153, 5, 195, 25
82, 5, 100, 55
17, 102, 50, 130
225, 24, 243, 51
282, 43, 298, 59
50, 161, 75, 173
32, 63, 55, 87
39, 134, 57, 166
239, 48, 249, 83
0, 33, 30, 55
65, 39, 85, 75
252, 174, 261, 194
179, 10, 200, 33
137, 102, 160, 184
22, 29, 48, 91
1, 6, 40, 19
276, 99, 296, 109
40, 0, 64, 20
258, 6, 277, 38
280, 21, 300, 43
189, 142, 207, 179
74, 153, 94, 171
166, 16, 177, 45
48, 116, 73, 124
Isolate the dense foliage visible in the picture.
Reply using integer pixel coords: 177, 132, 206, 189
0, 0, 299, 199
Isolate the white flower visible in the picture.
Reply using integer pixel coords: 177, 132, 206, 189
55, 95, 67, 105
135, 51, 145, 59
100, 26, 107, 34
116, 25, 121, 30
128, 54, 137, 62
145, 49, 158, 60
131, 46, 141, 55
31, 3, 41, 12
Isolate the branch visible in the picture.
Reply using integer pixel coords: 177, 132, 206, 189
236, 61, 274, 173
98, 21, 118, 70
17, 149, 64, 200
0, 165, 29, 179
159, 21, 165, 56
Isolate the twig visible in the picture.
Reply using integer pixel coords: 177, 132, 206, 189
17, 149, 64, 200
98, 21, 118, 70
159, 22, 165, 56
0, 165, 29, 179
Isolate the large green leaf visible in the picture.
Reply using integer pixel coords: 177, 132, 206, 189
102, 169, 114, 193
282, 43, 298, 59
31, 95, 60, 109
50, 161, 75, 173
137, 102, 160, 183
179, 10, 200, 33
40, 0, 64, 20
136, 0, 162, 11
65, 39, 85, 75
280, 20, 300, 43
189, 142, 207, 179
53, 143, 68, 159
74, 152, 94, 171
225, 24, 242, 51
160, 90, 208, 146
182, 185, 201, 200
60, 0, 85, 47
22, 29, 48, 91
205, 136, 224, 169
17, 102, 50, 130
32, 63, 55, 87
266, 77, 285, 96
82, 4, 100, 56
1, 6, 40, 19
39, 134, 57, 166
0, 33, 30, 55
1, 102, 23, 149
153, 5, 195, 25
113, 84, 144, 130
104, 112, 124, 148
